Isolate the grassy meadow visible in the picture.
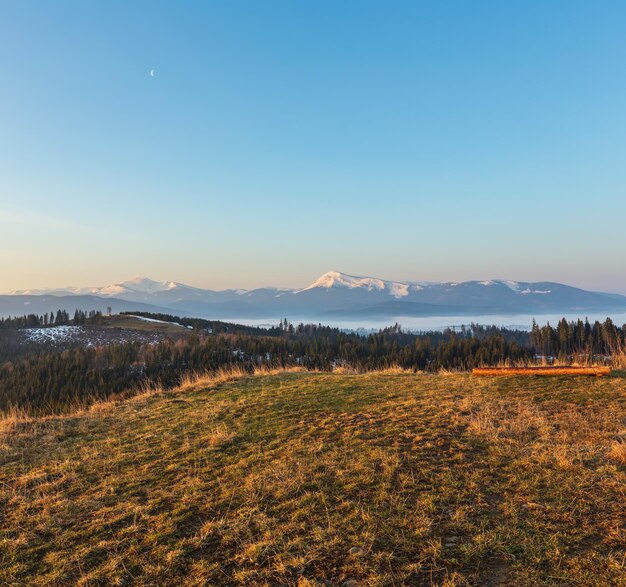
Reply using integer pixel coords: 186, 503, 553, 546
104, 314, 191, 334
1, 371, 625, 586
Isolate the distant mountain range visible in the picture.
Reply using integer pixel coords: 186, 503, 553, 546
3, 271, 626, 321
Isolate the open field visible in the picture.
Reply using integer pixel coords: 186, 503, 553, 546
103, 314, 192, 334
1, 372, 625, 586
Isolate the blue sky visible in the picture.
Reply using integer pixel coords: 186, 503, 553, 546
1, 1, 625, 292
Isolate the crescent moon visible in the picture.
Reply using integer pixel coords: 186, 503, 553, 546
150, 69, 155, 77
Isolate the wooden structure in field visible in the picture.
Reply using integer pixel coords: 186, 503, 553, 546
473, 366, 611, 377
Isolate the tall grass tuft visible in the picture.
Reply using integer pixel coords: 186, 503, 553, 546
611, 350, 626, 370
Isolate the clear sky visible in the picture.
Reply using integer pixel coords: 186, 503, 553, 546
1, 1, 625, 293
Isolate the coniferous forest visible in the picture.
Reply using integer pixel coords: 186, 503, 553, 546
0, 311, 624, 415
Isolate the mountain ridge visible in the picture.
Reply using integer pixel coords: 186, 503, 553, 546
3, 271, 626, 320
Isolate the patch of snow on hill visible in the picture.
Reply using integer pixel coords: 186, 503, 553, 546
21, 326, 85, 343
128, 315, 187, 328
502, 280, 522, 293
500, 281, 550, 295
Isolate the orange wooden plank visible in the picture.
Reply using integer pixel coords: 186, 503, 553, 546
472, 366, 611, 377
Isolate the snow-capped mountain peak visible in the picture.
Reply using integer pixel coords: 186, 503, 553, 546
4, 272, 626, 321
299, 271, 411, 298
302, 271, 384, 290
8, 277, 186, 299
113, 277, 179, 294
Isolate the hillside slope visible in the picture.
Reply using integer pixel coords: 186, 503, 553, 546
1, 373, 626, 586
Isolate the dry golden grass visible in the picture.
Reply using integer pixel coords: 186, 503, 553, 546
608, 437, 626, 465
1, 371, 625, 586
612, 351, 626, 370
178, 365, 308, 392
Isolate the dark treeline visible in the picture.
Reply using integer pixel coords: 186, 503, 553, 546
531, 317, 626, 358
0, 312, 624, 415
0, 331, 45, 365
0, 309, 103, 329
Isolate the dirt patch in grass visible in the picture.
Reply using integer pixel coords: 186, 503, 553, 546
1, 372, 625, 586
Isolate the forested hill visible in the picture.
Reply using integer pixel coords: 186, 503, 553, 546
0, 310, 625, 416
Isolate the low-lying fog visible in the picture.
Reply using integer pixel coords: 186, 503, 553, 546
223, 311, 626, 333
